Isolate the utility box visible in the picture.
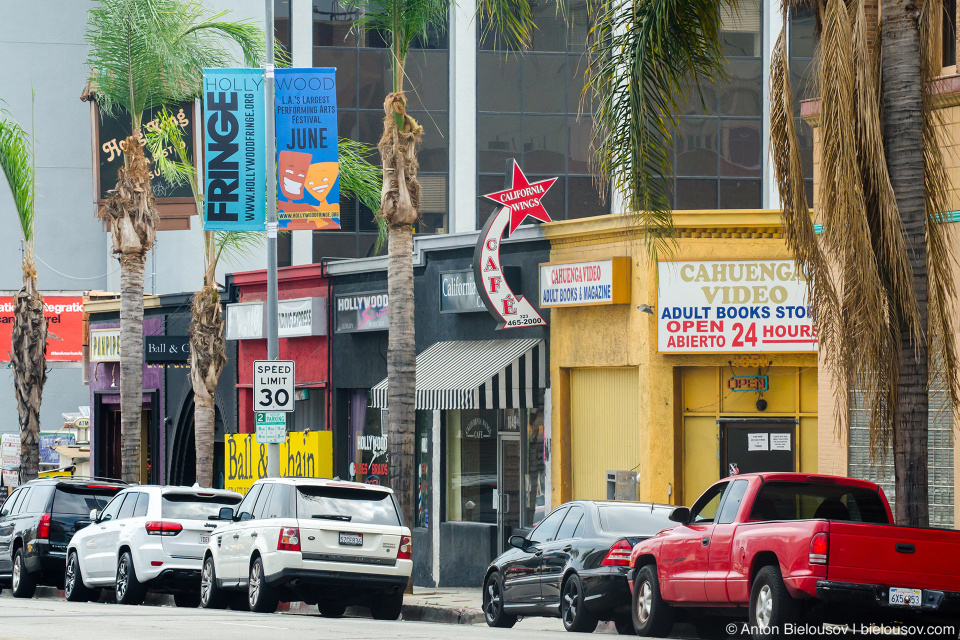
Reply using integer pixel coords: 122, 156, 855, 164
607, 470, 638, 501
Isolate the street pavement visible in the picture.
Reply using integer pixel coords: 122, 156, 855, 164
0, 593, 651, 639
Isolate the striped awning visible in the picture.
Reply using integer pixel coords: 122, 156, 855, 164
370, 339, 546, 410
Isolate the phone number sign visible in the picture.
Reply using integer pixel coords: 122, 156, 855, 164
657, 260, 817, 353
253, 360, 296, 412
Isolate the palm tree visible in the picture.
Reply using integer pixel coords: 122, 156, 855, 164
342, 0, 542, 527
0, 104, 44, 484
769, 0, 958, 526
85, 0, 267, 482
148, 112, 382, 486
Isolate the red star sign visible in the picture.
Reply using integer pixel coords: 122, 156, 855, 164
481, 162, 557, 236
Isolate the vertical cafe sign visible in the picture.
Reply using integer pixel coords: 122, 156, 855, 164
202, 69, 266, 230
275, 68, 340, 230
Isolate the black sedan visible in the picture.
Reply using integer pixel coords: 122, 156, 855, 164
482, 500, 676, 634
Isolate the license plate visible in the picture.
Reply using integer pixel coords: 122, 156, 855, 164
889, 587, 922, 607
339, 532, 363, 546
199, 534, 210, 544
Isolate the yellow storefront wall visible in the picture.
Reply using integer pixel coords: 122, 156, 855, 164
543, 211, 819, 507
224, 431, 333, 494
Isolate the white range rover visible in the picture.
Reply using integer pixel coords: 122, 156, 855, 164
200, 478, 412, 618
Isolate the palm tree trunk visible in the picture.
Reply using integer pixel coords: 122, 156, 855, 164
387, 223, 416, 528
379, 88, 423, 530
190, 284, 226, 488
120, 252, 145, 483
882, 0, 929, 527
101, 136, 159, 484
12, 262, 45, 484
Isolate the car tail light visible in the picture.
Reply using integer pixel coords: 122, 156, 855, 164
809, 532, 829, 565
278, 527, 301, 552
145, 521, 183, 536
38, 513, 51, 540
398, 536, 412, 560
601, 539, 633, 567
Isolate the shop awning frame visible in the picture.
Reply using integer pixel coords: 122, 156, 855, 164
370, 339, 546, 410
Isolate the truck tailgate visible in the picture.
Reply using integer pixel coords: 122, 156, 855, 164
828, 522, 960, 591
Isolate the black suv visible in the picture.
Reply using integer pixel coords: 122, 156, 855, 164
0, 477, 125, 597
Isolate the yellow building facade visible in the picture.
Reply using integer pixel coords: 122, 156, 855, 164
542, 211, 819, 507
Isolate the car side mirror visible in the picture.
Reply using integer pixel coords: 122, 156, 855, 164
90, 508, 100, 523
218, 507, 235, 522
508, 535, 528, 551
668, 507, 690, 524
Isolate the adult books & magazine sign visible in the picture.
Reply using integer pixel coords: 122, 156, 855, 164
657, 260, 817, 353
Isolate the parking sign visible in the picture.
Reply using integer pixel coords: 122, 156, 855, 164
253, 360, 295, 412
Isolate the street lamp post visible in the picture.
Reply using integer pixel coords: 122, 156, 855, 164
264, 0, 281, 478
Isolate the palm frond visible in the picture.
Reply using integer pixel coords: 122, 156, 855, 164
585, 0, 729, 256
144, 106, 196, 201
0, 106, 35, 245
214, 230, 265, 265
343, 0, 448, 88
476, 0, 537, 51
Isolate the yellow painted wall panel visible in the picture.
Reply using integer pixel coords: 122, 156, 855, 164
683, 416, 719, 504
682, 367, 717, 413
800, 366, 818, 414
800, 417, 818, 473
570, 367, 640, 500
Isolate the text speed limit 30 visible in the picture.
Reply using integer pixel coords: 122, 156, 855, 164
253, 360, 295, 412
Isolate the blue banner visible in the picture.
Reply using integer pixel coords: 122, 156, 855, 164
202, 69, 265, 230
275, 68, 340, 230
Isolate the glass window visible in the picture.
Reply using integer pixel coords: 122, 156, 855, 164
349, 391, 390, 485
312, 0, 358, 47
445, 409, 498, 524
717, 480, 749, 524
11, 488, 30, 515
117, 492, 138, 520
52, 486, 117, 516
275, 0, 291, 50
749, 481, 890, 524
24, 485, 54, 514
690, 482, 729, 523
161, 493, 241, 520
572, 515, 585, 539
2, 489, 23, 517
598, 506, 676, 536
265, 484, 293, 519
133, 492, 150, 518
295, 485, 401, 526
236, 485, 262, 521
522, 407, 547, 527
555, 505, 584, 540
416, 410, 431, 528
253, 484, 275, 519
676, 179, 718, 210
529, 506, 568, 543
99, 493, 127, 522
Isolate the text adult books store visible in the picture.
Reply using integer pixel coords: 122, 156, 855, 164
329, 228, 550, 588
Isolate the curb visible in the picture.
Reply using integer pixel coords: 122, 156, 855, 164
401, 603, 485, 625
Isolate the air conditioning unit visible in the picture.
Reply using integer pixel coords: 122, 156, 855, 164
607, 470, 638, 501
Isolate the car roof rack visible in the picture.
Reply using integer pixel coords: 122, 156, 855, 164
54, 475, 129, 485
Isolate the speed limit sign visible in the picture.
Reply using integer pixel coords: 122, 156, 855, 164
253, 360, 296, 412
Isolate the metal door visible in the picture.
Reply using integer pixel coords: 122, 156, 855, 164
497, 434, 522, 556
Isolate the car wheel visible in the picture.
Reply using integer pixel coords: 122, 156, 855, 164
247, 557, 279, 613
11, 548, 36, 598
199, 556, 227, 610
482, 571, 517, 628
64, 552, 94, 602
749, 565, 799, 640
115, 551, 146, 605
174, 591, 202, 608
632, 565, 672, 638
318, 601, 346, 618
370, 590, 403, 621
561, 573, 599, 633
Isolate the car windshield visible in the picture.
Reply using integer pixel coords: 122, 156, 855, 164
296, 486, 400, 526
598, 506, 675, 536
52, 485, 121, 515
749, 481, 890, 524
161, 494, 241, 520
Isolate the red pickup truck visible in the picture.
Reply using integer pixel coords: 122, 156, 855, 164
628, 473, 960, 640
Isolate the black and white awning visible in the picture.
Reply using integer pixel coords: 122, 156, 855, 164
369, 339, 546, 410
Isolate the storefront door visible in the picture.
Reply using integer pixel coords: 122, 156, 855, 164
720, 421, 796, 477
497, 433, 521, 555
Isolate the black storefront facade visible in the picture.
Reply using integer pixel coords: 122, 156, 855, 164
329, 228, 550, 587
86, 293, 238, 486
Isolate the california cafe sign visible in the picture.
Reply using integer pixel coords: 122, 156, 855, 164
473, 160, 552, 329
